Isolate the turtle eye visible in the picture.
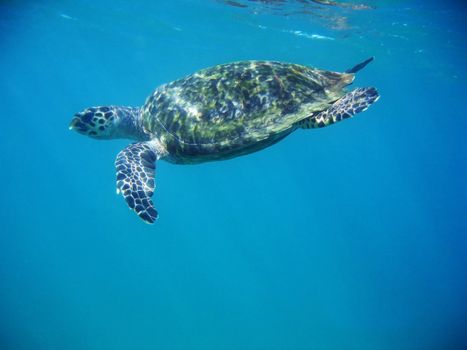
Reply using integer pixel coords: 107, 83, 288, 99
81, 112, 94, 123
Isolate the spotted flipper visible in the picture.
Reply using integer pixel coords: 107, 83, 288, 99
298, 87, 379, 129
115, 142, 159, 224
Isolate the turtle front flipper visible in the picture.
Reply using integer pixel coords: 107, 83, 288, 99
115, 142, 159, 224
298, 87, 379, 129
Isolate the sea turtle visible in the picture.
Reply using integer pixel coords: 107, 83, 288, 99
70, 57, 379, 224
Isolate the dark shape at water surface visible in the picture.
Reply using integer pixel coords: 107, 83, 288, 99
221, 0, 374, 12
223, 0, 248, 8
311, 0, 373, 10
219, 0, 374, 32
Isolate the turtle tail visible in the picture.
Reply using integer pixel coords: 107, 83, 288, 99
345, 57, 374, 74
298, 87, 379, 129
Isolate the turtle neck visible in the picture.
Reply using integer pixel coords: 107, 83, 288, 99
113, 106, 150, 141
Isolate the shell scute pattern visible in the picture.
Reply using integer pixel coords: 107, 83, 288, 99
142, 61, 352, 161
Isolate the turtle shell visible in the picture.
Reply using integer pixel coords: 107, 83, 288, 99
141, 61, 353, 163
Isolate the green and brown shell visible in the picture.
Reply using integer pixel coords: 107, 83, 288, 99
141, 61, 354, 163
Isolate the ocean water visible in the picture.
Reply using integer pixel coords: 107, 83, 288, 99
1, 1, 466, 349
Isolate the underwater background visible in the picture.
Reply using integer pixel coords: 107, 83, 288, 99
1, 1, 466, 349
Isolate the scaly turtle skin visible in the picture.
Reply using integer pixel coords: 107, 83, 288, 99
70, 58, 379, 224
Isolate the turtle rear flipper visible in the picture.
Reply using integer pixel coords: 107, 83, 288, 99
298, 87, 379, 129
115, 142, 160, 223
345, 57, 374, 74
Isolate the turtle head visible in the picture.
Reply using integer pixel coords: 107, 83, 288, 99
70, 106, 144, 140
69, 106, 118, 139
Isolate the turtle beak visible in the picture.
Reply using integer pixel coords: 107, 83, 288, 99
69, 117, 86, 132
68, 118, 77, 130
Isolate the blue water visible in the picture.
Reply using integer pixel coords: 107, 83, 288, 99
1, 1, 466, 349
